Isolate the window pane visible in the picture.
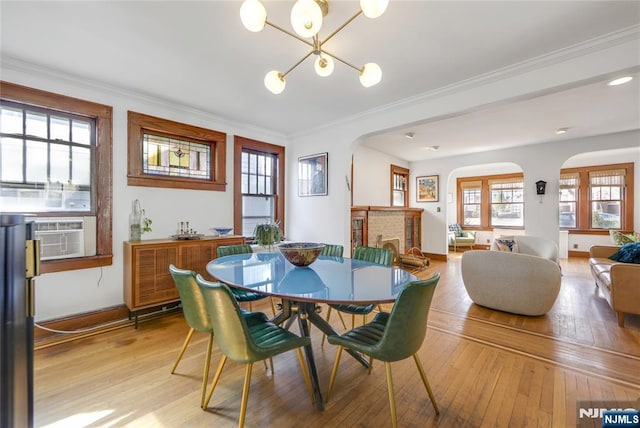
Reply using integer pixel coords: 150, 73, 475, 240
491, 203, 523, 227
26, 111, 47, 138
592, 201, 620, 228
242, 195, 274, 236
50, 143, 70, 183
559, 202, 576, 228
1, 137, 23, 181
50, 116, 70, 141
25, 140, 48, 183
72, 146, 91, 185
463, 204, 481, 226
0, 106, 23, 133
72, 120, 91, 145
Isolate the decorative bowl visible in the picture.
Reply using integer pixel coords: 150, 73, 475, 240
212, 227, 233, 236
279, 242, 325, 267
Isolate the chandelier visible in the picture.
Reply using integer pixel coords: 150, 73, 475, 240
240, 0, 388, 94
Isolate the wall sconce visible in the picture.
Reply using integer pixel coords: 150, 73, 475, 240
535, 180, 547, 203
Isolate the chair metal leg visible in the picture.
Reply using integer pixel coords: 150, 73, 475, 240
238, 363, 253, 428
200, 332, 214, 408
321, 306, 347, 346
203, 355, 227, 409
171, 327, 195, 374
413, 353, 439, 414
269, 297, 277, 317
336, 311, 347, 329
295, 348, 314, 404
384, 362, 398, 428
325, 345, 343, 403
368, 356, 374, 375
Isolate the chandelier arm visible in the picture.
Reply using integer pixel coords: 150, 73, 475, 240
265, 21, 314, 48
320, 48, 362, 73
282, 50, 315, 78
320, 10, 363, 46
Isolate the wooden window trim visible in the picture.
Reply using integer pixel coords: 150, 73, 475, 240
390, 164, 410, 207
561, 162, 634, 233
0, 81, 113, 273
233, 136, 285, 237
127, 111, 226, 191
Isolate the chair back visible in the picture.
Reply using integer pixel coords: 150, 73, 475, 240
168, 265, 212, 333
217, 244, 253, 258
375, 273, 439, 361
321, 244, 344, 257
195, 275, 259, 363
353, 246, 393, 266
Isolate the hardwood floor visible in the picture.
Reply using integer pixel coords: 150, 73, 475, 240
34, 255, 640, 427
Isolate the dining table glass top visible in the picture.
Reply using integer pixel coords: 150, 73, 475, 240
206, 253, 420, 304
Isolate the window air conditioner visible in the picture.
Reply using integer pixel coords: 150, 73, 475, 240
34, 216, 96, 260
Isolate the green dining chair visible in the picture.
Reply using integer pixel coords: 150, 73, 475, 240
168, 264, 269, 408
196, 275, 313, 428
322, 246, 393, 345
217, 244, 276, 315
325, 273, 441, 428
321, 243, 344, 257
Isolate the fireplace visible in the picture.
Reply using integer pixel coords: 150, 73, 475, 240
380, 237, 401, 264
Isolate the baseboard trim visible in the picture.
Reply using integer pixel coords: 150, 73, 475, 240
568, 250, 590, 258
34, 305, 130, 342
424, 252, 447, 261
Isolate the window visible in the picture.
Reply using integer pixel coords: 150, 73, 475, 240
460, 180, 482, 226
233, 136, 285, 238
0, 81, 113, 273
490, 177, 524, 227
559, 163, 634, 231
127, 111, 226, 191
390, 165, 409, 207
0, 102, 94, 212
457, 173, 524, 229
559, 172, 579, 228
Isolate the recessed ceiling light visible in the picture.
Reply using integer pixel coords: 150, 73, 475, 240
607, 76, 633, 86
423, 145, 439, 151
555, 127, 569, 135
404, 132, 415, 139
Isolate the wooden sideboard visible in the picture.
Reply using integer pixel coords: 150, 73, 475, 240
123, 236, 244, 318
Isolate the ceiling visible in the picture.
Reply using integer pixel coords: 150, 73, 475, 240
1, 1, 639, 162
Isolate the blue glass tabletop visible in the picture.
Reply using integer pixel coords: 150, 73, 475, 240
206, 253, 419, 304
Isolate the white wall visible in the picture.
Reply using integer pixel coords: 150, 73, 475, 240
1, 65, 288, 321
352, 146, 408, 206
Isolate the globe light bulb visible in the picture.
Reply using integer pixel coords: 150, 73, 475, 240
359, 62, 382, 87
314, 54, 334, 77
291, 0, 323, 38
264, 70, 286, 94
240, 0, 267, 32
360, 0, 389, 18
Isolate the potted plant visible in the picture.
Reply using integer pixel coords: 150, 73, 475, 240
253, 221, 282, 250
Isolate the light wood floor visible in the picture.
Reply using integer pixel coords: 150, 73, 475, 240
34, 255, 640, 428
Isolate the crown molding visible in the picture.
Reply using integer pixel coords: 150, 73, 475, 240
0, 55, 288, 144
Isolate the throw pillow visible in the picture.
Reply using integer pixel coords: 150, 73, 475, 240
609, 242, 640, 264
449, 224, 463, 237
494, 238, 518, 252
609, 230, 637, 246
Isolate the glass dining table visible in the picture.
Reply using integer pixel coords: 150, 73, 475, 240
206, 253, 419, 411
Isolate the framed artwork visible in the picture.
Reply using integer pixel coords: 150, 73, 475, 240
298, 153, 328, 196
417, 175, 439, 202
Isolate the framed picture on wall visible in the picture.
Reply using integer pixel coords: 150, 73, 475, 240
298, 152, 328, 196
417, 175, 439, 202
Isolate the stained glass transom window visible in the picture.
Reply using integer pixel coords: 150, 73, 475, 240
142, 134, 210, 179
